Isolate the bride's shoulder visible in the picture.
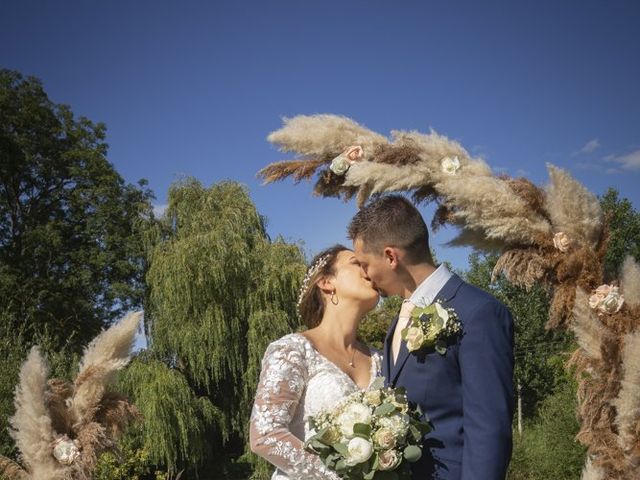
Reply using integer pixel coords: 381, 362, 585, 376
263, 332, 311, 357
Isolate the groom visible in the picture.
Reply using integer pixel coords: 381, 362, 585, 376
349, 195, 514, 480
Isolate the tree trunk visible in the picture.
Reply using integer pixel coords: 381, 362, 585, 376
517, 381, 523, 437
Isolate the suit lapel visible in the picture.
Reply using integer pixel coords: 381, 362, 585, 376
389, 273, 465, 386
382, 315, 399, 383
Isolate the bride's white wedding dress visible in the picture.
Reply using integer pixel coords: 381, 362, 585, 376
250, 333, 383, 480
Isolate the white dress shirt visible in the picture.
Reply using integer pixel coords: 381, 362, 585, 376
409, 263, 454, 306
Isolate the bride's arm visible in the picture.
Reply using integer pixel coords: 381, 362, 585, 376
249, 338, 339, 480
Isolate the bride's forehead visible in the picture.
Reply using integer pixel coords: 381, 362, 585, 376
335, 249, 355, 264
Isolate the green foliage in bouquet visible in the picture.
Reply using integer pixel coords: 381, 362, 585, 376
305, 378, 431, 480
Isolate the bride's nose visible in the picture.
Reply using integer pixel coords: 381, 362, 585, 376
360, 267, 370, 280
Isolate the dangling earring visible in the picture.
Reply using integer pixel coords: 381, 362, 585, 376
330, 290, 339, 305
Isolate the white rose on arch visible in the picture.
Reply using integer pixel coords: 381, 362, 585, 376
588, 284, 624, 314
329, 145, 364, 176
553, 232, 573, 253
441, 156, 461, 175
600, 287, 624, 314
52, 435, 81, 465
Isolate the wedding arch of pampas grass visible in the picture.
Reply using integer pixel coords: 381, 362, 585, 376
0, 312, 142, 480
259, 114, 640, 479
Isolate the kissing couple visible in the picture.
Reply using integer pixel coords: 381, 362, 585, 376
250, 195, 515, 480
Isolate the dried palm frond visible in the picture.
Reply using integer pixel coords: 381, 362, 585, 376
504, 176, 548, 220
95, 392, 141, 438
492, 249, 549, 289
257, 158, 326, 184
46, 379, 74, 434
313, 170, 358, 200
0, 455, 27, 480
371, 142, 424, 166
547, 284, 577, 329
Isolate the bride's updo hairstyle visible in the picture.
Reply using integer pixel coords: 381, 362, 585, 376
297, 244, 348, 328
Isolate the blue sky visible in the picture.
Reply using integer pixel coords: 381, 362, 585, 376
2, 0, 639, 275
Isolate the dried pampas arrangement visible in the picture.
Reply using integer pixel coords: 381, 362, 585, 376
1, 312, 142, 480
259, 114, 640, 479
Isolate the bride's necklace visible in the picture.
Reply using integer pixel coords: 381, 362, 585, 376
348, 345, 356, 368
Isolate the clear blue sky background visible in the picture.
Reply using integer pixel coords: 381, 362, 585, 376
2, 1, 639, 342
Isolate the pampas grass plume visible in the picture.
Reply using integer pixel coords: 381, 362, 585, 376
9, 347, 69, 479
570, 289, 612, 361
621, 255, 640, 307
267, 114, 388, 158
544, 164, 603, 248
613, 331, 640, 451
581, 458, 605, 480
71, 311, 142, 424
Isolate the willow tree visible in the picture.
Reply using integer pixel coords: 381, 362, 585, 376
121, 179, 306, 477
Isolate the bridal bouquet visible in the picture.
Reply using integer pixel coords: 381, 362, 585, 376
305, 378, 431, 480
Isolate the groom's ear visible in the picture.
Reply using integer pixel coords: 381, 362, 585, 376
383, 247, 400, 270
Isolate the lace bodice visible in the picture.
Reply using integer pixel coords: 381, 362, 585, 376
249, 333, 383, 480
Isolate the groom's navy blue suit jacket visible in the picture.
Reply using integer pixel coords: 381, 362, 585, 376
383, 273, 514, 480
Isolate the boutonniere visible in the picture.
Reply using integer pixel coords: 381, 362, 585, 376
401, 300, 461, 355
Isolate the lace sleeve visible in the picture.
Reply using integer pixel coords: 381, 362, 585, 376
249, 337, 339, 480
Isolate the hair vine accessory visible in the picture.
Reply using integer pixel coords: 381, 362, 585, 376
296, 253, 331, 317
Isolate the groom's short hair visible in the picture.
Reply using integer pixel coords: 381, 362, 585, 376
348, 195, 432, 264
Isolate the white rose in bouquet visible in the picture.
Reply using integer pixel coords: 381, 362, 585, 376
364, 389, 382, 406
378, 413, 410, 439
373, 427, 396, 450
378, 449, 401, 471
337, 402, 373, 438
345, 437, 373, 465
305, 387, 431, 479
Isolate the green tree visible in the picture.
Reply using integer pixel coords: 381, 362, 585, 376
0, 69, 154, 460
600, 187, 640, 280
358, 296, 403, 351
465, 252, 572, 417
508, 376, 586, 480
0, 69, 154, 349
119, 180, 306, 478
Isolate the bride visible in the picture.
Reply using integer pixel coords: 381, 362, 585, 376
250, 244, 382, 479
